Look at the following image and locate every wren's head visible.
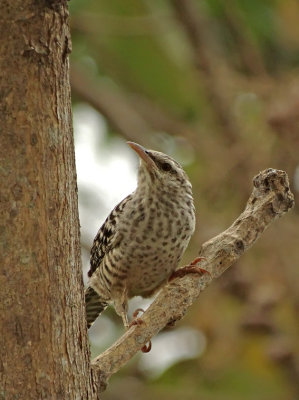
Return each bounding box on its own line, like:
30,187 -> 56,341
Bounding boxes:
128,142 -> 193,197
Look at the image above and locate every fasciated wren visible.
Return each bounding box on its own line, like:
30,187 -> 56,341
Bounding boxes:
85,142 -> 195,329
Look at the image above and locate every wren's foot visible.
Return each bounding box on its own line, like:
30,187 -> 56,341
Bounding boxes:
128,308 -> 145,327
189,256 -> 207,266
169,257 -> 211,282
128,308 -> 152,353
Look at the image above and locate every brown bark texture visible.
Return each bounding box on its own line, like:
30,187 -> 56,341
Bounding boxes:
0,2 -> 98,399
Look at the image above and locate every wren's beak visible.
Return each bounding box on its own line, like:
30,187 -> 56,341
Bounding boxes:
127,142 -> 156,170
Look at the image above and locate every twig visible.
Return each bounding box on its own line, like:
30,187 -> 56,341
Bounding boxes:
91,168 -> 294,391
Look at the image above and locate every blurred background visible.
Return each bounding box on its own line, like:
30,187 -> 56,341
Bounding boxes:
70,0 -> 299,399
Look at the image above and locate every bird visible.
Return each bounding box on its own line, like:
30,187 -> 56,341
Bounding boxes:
85,141 -> 196,331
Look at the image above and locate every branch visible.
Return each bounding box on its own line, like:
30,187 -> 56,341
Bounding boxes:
91,169 -> 294,391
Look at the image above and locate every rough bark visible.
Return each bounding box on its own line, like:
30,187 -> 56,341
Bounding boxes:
92,168 -> 294,392
0,2 -> 98,399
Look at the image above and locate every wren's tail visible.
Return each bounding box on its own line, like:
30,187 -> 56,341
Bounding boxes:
85,287 -> 108,329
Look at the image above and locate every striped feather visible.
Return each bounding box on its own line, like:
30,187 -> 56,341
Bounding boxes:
85,287 -> 108,328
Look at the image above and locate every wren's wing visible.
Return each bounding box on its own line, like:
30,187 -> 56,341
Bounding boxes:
85,194 -> 133,328
88,193 -> 133,278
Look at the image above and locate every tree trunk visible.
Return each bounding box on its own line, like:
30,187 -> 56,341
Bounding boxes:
0,2 -> 98,398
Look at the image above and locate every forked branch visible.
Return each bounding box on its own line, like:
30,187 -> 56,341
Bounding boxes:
91,168 -> 294,392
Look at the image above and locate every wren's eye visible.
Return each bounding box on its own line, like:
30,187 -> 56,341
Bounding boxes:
160,162 -> 172,172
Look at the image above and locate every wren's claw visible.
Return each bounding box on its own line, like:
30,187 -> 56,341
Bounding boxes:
141,341 -> 152,353
129,308 -> 145,327
132,308 -> 145,319
169,257 -> 211,282
189,256 -> 207,266
129,308 -> 152,353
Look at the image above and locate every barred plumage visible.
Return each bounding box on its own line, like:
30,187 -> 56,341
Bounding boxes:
88,194 -> 133,279
85,142 -> 195,329
85,287 -> 107,328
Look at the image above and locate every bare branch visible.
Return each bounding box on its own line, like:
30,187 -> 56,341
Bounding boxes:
91,169 -> 294,391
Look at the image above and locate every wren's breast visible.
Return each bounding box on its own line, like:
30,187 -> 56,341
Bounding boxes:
120,194 -> 195,297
